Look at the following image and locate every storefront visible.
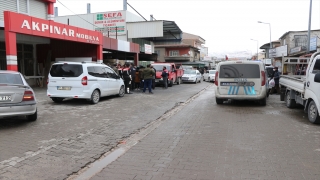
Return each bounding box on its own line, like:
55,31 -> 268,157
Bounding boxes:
1,11 -> 102,86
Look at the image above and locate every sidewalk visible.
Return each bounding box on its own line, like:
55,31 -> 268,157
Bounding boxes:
88,86 -> 320,180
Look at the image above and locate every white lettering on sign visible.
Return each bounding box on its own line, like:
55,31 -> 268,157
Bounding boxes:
21,20 -> 31,29
32,22 -> 40,31
42,24 -> 49,32
54,26 -> 60,34
69,29 -> 74,37
20,19 -> 99,43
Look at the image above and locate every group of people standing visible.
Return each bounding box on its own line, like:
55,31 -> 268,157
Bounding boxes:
111,63 -> 169,94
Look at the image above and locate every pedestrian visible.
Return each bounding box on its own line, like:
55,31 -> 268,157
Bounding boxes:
122,63 -> 133,94
161,66 -> 168,89
150,65 -> 156,90
112,63 -> 119,75
270,67 -> 280,95
135,66 -> 140,90
130,63 -> 136,91
139,66 -> 145,89
142,64 -> 155,94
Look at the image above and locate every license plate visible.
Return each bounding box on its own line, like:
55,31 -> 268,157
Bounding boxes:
0,95 -> 11,101
57,86 -> 71,90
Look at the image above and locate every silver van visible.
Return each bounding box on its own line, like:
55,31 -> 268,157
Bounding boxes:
214,61 -> 267,106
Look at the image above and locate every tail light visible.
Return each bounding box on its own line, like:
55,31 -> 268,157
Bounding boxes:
23,90 -> 35,101
81,76 -> 88,86
214,71 -> 219,86
261,71 -> 266,86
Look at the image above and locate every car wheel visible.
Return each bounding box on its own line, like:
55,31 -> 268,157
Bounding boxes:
118,85 -> 125,97
177,77 -> 181,85
199,78 -> 201,83
26,109 -> 37,121
90,89 -> 100,104
51,97 -> 64,103
308,100 -> 320,124
194,79 -> 197,84
216,98 -> 224,104
168,80 -> 173,87
259,97 -> 267,106
285,91 -> 296,108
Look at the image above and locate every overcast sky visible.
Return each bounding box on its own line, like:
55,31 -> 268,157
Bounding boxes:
55,0 -> 320,58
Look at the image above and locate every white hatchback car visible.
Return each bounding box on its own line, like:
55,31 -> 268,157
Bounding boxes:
203,70 -> 216,82
181,70 -> 202,83
214,61 -> 267,106
47,62 -> 125,104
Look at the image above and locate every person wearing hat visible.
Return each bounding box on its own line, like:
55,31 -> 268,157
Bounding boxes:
270,67 -> 280,95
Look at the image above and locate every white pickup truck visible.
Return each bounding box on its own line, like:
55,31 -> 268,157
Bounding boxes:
280,52 -> 320,124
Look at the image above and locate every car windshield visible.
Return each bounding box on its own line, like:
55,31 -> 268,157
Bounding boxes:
209,71 -> 216,74
0,73 -> 23,84
184,70 -> 196,74
50,64 -> 83,77
152,65 -> 171,71
219,64 -> 260,78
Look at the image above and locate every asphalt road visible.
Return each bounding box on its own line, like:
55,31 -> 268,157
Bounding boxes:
1,80 -> 319,180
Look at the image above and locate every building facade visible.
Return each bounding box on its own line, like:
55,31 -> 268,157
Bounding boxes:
0,0 -> 104,86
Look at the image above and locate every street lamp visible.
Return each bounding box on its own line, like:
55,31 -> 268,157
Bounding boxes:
250,39 -> 259,60
258,21 -> 272,57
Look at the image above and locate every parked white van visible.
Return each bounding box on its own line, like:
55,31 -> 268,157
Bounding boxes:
214,61 -> 268,105
47,61 -> 125,104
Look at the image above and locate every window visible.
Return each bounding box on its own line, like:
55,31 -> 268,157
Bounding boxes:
219,64 -> 260,78
0,74 -> 23,84
184,70 -> 196,74
87,66 -> 107,78
50,64 -> 83,77
169,50 -> 179,57
312,59 -> 320,73
105,67 -> 118,79
294,35 -> 308,50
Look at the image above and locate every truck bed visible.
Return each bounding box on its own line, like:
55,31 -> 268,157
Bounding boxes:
279,75 -> 306,93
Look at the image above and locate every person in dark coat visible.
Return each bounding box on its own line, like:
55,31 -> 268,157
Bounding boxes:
142,64 -> 155,94
161,66 -> 169,89
129,63 -> 136,91
122,63 -> 132,94
150,65 -> 156,90
270,67 -> 280,95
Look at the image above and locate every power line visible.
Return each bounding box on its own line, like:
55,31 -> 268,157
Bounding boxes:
126,2 -> 147,21
56,0 -> 100,29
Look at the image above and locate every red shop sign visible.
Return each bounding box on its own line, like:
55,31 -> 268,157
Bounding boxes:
4,11 -> 102,45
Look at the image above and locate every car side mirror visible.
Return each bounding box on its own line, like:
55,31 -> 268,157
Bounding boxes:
314,73 -> 320,83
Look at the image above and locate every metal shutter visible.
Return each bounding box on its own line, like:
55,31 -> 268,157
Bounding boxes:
0,1 -> 18,21
29,0 -> 47,19
19,0 -> 28,14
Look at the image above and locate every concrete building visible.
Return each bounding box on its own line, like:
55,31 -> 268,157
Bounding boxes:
0,0 -> 106,86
